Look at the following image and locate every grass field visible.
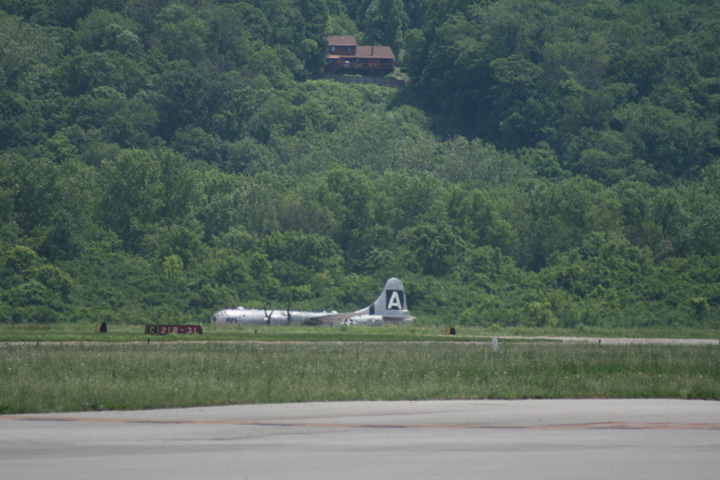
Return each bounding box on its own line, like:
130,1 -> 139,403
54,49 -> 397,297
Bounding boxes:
2,322 -> 719,343
1,339 -> 718,414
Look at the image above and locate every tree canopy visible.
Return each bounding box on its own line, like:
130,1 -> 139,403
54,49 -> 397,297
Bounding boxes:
1,0 -> 719,329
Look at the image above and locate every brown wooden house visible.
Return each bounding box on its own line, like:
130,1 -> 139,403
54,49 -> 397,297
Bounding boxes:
325,36 -> 395,76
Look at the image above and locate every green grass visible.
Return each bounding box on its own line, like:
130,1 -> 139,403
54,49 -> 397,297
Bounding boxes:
1,341 -> 718,414
1,322 -> 718,343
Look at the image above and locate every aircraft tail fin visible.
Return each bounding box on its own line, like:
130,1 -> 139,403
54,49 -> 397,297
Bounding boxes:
355,277 -> 410,318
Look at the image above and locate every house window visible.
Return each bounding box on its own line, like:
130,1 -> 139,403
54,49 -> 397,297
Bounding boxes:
344,46 -> 353,53
330,46 -> 336,52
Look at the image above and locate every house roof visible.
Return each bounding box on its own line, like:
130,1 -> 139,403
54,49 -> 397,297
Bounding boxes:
328,35 -> 357,46
356,45 -> 395,60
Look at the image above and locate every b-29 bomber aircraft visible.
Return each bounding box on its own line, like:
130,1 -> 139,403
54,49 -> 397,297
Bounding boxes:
211,278 -> 413,326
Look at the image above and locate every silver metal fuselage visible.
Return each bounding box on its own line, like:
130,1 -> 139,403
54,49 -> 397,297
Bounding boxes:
210,278 -> 414,327
210,308 -> 413,326
211,308 -> 332,326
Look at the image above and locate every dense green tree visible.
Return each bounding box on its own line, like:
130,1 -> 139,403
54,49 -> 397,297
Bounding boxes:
60,50 -> 150,97
97,149 -> 163,249
616,100 -> 718,179
411,222 -> 465,276
435,136 -> 530,184
155,4 -> 210,63
403,0 -> 720,181
0,15 -> 62,89
0,91 -> 46,149
363,0 -> 408,53
0,244 -> 73,322
71,86 -> 158,147
75,8 -> 143,56
0,155 -> 57,240
210,3 -> 267,68
1,0 -> 719,328
324,169 -> 375,271
297,0 -> 330,73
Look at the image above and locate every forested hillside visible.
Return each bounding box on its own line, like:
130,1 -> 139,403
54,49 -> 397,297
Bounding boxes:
1,0 -> 719,328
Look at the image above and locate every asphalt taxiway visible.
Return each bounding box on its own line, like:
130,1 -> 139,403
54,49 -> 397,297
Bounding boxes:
2,399 -> 719,479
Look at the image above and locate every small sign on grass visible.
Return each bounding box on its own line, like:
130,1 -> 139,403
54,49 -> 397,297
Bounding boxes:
145,325 -> 202,335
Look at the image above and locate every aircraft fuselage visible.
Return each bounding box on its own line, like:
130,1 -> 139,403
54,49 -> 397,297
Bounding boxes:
211,278 -> 414,327
211,308 -> 335,326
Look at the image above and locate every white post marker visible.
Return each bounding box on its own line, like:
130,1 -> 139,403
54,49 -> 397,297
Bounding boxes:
492,336 -> 499,351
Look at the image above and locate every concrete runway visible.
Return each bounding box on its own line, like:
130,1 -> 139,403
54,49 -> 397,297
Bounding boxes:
2,399 -> 719,479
